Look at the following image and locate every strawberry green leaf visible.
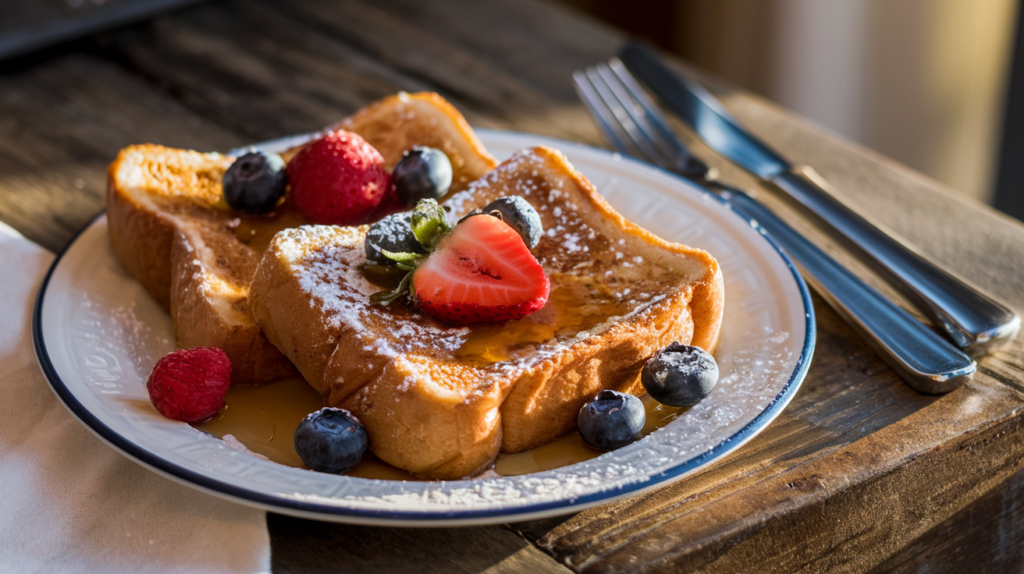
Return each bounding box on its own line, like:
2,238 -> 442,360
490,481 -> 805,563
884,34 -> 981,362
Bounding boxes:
380,249 -> 424,264
370,271 -> 413,306
410,199 -> 452,251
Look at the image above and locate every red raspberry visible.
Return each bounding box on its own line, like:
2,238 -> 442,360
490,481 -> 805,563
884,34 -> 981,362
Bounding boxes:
146,347 -> 232,424
287,130 -> 391,225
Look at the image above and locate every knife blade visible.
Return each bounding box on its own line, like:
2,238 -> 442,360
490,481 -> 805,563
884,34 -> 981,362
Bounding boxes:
620,41 -> 1019,356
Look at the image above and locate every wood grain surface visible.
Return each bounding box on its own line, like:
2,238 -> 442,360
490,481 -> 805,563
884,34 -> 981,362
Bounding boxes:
2,0 -> 1024,572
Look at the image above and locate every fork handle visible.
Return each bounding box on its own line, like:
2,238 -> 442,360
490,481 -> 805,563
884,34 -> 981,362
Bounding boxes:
720,187 -> 975,393
770,167 -> 1019,356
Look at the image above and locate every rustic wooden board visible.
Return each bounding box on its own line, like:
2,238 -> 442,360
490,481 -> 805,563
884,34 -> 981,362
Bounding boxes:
869,465 -> 1024,573
534,374 -> 1024,572
0,50 -> 242,251
97,0 -> 614,141
2,0 -> 1024,571
268,514 -> 572,573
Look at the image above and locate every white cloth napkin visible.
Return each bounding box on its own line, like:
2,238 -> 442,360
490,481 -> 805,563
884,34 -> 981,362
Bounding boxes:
0,222 -> 270,574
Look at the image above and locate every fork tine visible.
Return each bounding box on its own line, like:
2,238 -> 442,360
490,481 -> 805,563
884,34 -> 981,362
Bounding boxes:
576,61 -> 705,176
606,59 -> 689,158
606,59 -> 710,178
584,66 -> 670,168
579,68 -> 651,161
572,70 -> 637,158
593,63 -> 677,167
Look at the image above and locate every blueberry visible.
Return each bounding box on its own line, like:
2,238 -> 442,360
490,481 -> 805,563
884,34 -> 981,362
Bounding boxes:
365,212 -> 425,264
577,390 -> 645,450
482,196 -> 543,249
294,408 -> 368,474
393,147 -> 453,207
223,150 -> 287,214
641,343 -> 719,407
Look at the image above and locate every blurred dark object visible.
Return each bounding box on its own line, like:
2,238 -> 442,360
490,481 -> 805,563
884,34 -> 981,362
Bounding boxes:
994,2 -> 1024,222
0,0 -> 205,61
558,0 -> 774,93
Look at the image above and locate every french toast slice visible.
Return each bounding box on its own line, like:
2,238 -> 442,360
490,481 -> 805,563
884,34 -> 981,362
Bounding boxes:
107,92 -> 497,385
249,146 -> 724,479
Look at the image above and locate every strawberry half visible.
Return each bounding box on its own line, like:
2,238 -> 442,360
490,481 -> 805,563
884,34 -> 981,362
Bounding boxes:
411,214 -> 549,325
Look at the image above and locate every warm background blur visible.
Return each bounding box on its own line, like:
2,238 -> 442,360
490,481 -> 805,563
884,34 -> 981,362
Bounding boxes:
559,0 -> 1018,208
3,0 -> 1021,211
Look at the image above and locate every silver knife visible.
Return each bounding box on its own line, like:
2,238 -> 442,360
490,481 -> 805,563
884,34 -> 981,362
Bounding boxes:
576,59 -> 974,393
620,42 -> 1019,356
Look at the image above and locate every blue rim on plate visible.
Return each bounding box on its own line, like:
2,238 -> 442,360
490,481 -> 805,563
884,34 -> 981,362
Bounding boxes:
32,130 -> 815,525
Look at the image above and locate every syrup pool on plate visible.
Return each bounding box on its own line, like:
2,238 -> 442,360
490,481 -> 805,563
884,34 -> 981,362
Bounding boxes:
193,376 -> 417,480
194,378 -> 687,479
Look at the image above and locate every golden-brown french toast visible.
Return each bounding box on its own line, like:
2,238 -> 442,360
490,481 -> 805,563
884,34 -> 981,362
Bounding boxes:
107,92 -> 497,385
249,146 -> 724,479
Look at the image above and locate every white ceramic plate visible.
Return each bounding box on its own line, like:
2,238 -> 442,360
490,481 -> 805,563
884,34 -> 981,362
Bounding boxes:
33,130 -> 814,526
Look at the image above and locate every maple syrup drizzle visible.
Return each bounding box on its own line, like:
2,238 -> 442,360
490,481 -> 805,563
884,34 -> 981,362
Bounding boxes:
454,278 -> 633,365
359,263 -> 637,366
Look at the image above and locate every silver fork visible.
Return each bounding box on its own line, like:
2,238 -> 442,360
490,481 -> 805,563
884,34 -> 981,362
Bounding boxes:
574,60 -> 976,393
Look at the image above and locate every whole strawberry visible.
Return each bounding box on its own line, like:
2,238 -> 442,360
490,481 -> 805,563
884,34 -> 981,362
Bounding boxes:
287,130 -> 392,225
146,347 -> 232,423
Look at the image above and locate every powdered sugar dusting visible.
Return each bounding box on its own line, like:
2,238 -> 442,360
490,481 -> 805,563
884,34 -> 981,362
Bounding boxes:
77,294 -> 173,384
279,226 -> 472,359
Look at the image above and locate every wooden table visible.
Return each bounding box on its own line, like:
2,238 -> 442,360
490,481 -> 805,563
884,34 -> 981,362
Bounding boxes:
4,0 -> 1024,571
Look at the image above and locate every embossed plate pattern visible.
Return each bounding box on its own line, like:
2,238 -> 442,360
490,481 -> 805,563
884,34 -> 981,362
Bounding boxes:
33,130 -> 814,526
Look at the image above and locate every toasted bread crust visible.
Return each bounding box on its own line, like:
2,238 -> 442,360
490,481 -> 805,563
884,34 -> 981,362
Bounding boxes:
107,93 -> 498,386
107,165 -> 177,310
250,146 -> 725,479
107,145 -> 296,385
338,92 -> 496,193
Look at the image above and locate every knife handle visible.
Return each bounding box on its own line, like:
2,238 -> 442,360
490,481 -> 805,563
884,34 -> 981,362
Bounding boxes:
769,167 -> 1019,356
721,188 -> 975,393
